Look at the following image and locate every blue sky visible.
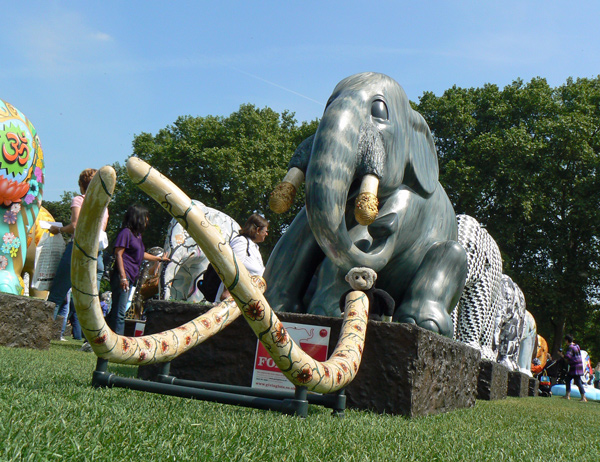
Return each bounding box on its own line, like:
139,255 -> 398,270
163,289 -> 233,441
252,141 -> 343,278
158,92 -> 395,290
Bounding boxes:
2,1 -> 599,201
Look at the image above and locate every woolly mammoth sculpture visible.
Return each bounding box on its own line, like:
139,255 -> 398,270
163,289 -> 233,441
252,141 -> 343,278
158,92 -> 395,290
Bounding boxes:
161,201 -> 240,302
0,99 -> 45,295
265,72 -> 467,337
452,214 -> 503,360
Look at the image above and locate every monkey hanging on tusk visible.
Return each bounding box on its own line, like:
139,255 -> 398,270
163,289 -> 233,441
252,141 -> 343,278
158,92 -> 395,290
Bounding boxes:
339,267 -> 395,322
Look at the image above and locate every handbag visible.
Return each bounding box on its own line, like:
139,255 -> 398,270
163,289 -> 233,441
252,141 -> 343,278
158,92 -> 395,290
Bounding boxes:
30,232 -> 66,291
539,370 -> 551,386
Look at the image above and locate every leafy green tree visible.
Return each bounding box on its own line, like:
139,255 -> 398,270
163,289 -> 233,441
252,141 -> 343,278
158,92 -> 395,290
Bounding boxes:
108,104 -> 319,259
416,77 -> 600,356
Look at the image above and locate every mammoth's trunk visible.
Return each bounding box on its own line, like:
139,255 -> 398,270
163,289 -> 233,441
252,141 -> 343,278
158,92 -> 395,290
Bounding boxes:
306,107 -> 387,273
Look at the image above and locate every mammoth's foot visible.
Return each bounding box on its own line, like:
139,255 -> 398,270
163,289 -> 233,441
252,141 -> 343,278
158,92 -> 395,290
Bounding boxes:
394,240 -> 467,337
394,300 -> 454,337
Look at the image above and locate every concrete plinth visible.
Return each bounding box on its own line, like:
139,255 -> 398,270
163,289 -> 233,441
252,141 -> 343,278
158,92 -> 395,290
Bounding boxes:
528,377 -> 539,397
507,371 -> 530,397
0,293 -> 58,349
477,360 -> 508,400
138,300 -> 481,417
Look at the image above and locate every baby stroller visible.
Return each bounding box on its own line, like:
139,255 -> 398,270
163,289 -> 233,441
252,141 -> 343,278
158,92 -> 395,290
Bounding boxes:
537,369 -> 552,397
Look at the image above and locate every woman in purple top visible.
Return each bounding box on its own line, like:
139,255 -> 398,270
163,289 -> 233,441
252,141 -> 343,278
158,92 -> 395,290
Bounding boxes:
563,334 -> 587,402
105,204 -> 168,335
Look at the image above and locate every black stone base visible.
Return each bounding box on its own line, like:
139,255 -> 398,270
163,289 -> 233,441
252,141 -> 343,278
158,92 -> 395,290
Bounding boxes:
477,360 -> 508,400
138,300 -> 481,417
0,293 -> 58,349
528,377 -> 539,397
507,371 -> 530,397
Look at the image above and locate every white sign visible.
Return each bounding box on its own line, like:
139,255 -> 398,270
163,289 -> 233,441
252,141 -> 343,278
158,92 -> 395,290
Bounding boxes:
251,322 -> 331,391
38,220 -> 62,229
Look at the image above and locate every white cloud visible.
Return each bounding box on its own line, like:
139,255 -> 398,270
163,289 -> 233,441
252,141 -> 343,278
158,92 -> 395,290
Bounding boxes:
9,8 -> 117,77
91,32 -> 113,42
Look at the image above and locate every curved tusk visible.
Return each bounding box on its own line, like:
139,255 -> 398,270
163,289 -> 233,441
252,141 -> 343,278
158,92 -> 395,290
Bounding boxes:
354,174 -> 379,226
127,157 -> 369,393
70,166 -> 261,364
269,167 -> 304,214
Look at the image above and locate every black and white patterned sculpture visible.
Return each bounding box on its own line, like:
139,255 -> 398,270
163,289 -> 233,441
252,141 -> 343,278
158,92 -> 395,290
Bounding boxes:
495,274 -> 526,370
453,214 -> 537,371
160,200 -> 240,302
452,214 -> 503,360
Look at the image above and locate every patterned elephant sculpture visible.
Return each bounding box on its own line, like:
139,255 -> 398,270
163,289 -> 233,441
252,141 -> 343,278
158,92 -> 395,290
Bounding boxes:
452,214 -> 503,360
453,214 -> 536,369
495,274 -> 531,372
0,100 -> 45,295
160,200 -> 240,302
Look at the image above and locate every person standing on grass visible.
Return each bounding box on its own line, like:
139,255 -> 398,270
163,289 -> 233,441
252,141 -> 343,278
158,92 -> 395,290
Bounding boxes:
562,334 -> 587,402
105,204 -> 169,335
47,168 -> 109,341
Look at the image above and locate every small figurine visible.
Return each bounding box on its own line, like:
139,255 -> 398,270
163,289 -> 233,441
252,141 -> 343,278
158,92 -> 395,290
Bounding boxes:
340,267 -> 395,322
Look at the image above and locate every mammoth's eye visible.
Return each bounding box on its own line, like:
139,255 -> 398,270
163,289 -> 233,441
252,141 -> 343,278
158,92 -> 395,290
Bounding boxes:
371,99 -> 388,120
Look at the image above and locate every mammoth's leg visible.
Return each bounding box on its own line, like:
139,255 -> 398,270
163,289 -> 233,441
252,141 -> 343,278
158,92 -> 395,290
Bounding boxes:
394,240 -> 467,337
263,208 -> 325,313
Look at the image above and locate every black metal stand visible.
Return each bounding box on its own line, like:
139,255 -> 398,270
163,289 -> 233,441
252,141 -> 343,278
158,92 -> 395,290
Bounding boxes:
92,359 -> 346,418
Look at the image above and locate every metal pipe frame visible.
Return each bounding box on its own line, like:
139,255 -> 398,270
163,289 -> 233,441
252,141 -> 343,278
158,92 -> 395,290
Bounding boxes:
91,359 -> 346,418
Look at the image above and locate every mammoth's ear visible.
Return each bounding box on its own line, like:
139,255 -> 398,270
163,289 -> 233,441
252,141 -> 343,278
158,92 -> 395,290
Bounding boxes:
406,111 -> 439,196
288,134 -> 315,172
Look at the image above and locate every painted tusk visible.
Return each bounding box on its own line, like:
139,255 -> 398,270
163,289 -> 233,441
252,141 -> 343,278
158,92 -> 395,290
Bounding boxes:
126,157 -> 369,393
70,165 -> 262,365
354,174 -> 379,226
269,167 -> 304,214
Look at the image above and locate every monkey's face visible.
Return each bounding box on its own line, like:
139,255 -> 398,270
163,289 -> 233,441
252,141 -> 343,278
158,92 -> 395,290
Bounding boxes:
346,271 -> 373,291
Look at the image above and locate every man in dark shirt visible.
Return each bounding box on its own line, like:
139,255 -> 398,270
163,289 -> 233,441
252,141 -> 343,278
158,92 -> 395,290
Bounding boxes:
563,334 -> 587,402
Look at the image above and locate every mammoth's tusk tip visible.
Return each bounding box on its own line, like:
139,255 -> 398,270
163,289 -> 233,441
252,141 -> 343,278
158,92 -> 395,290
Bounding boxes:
125,157 -> 153,184
355,192 -> 379,226
126,156 -> 142,166
97,165 -> 117,181
269,182 -> 297,213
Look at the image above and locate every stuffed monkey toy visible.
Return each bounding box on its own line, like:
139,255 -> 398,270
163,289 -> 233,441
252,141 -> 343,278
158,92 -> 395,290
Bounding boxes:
339,267 -> 395,322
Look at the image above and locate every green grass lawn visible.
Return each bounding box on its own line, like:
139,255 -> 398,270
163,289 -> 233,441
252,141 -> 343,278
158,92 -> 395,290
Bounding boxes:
1,340 -> 598,462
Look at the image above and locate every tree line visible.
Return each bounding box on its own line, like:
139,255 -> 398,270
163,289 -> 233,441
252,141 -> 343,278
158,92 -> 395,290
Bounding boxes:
45,77 -> 600,359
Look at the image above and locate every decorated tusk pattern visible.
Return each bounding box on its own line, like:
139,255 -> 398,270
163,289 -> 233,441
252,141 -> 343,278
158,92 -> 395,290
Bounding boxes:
71,166 -> 252,364
127,157 -> 370,393
354,174 -> 379,226
269,167 -> 304,214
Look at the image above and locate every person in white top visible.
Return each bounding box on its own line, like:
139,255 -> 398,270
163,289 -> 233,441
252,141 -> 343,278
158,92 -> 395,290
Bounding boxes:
215,213 -> 269,302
